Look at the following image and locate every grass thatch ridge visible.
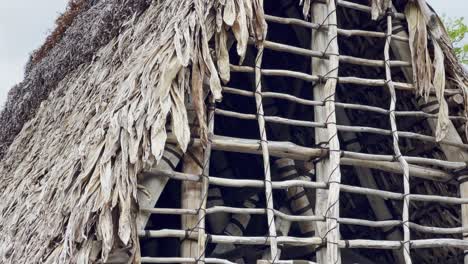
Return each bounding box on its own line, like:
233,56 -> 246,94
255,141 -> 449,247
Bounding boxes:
30,0 -> 88,65
0,0 -> 152,161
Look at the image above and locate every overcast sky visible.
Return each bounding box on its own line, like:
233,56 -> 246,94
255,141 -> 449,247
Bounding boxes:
0,0 -> 466,108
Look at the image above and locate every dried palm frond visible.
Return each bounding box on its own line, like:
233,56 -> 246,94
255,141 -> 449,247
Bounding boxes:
0,1 -> 266,263
370,0 -> 391,20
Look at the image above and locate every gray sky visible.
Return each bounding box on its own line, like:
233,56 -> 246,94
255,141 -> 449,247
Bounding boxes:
0,0 -> 466,107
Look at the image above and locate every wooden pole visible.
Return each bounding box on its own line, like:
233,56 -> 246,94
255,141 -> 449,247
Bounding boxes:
390,13 -> 468,264
211,194 -> 260,263
275,159 -> 317,238
311,0 -> 342,262
336,105 -> 405,264
197,97 -> 216,263
311,1 -> 332,262
180,106 -> 205,263
261,206 -> 292,260
181,145 -> 203,263
253,43 -> 279,261
383,13 -> 411,264
137,143 -> 184,229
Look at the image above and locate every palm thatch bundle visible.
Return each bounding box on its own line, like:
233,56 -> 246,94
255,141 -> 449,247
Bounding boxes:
1,0 -> 468,263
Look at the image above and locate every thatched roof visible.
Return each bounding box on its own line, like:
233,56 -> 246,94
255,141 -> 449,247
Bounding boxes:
0,0 -> 467,263
0,0 -> 265,262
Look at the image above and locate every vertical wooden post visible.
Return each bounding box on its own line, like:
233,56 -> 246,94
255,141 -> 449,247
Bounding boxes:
311,0 -> 341,263
311,1 -> 332,262
196,97 -> 215,263
180,145 -> 203,262
180,105 -> 205,263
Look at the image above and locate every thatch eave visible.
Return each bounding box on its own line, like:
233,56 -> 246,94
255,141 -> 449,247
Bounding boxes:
1,0 -> 468,263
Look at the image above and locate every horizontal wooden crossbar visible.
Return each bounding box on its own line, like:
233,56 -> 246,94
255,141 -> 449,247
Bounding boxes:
264,14 -> 408,42
230,65 -> 462,96
140,205 -> 468,235
138,229 -> 468,249
259,39 -> 411,68
215,108 -> 468,151
222,86 -> 467,122
142,169 -> 468,205
337,0 -> 405,19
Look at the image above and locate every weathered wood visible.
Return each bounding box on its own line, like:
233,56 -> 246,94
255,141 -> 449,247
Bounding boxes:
264,14 -> 408,41
257,39 -> 411,67
180,145 -> 203,262
139,229 -> 323,246
311,1 -> 333,262
215,107 -> 468,150
383,14 -> 412,264
197,96 -> 215,263
336,0 -> 405,19
139,230 -> 468,250
336,105 -> 404,264
211,194 -> 259,264
137,144 -> 183,229
275,159 -> 317,236
230,65 -> 461,96
222,86 -> 467,121
390,12 -> 468,264
141,257 -> 235,264
144,169 -> 468,205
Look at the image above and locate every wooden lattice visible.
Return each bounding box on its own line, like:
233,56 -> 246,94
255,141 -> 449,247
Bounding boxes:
137,1 -> 468,263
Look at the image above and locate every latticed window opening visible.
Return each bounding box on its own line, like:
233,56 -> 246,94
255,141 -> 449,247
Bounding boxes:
138,0 -> 468,263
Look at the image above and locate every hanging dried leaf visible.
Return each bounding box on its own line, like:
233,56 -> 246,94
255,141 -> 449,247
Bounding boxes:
405,2 -> 433,101
432,37 -> 449,141
224,0 -> 236,26
370,0 -> 391,20
0,1 -> 269,263
216,26 -> 231,83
